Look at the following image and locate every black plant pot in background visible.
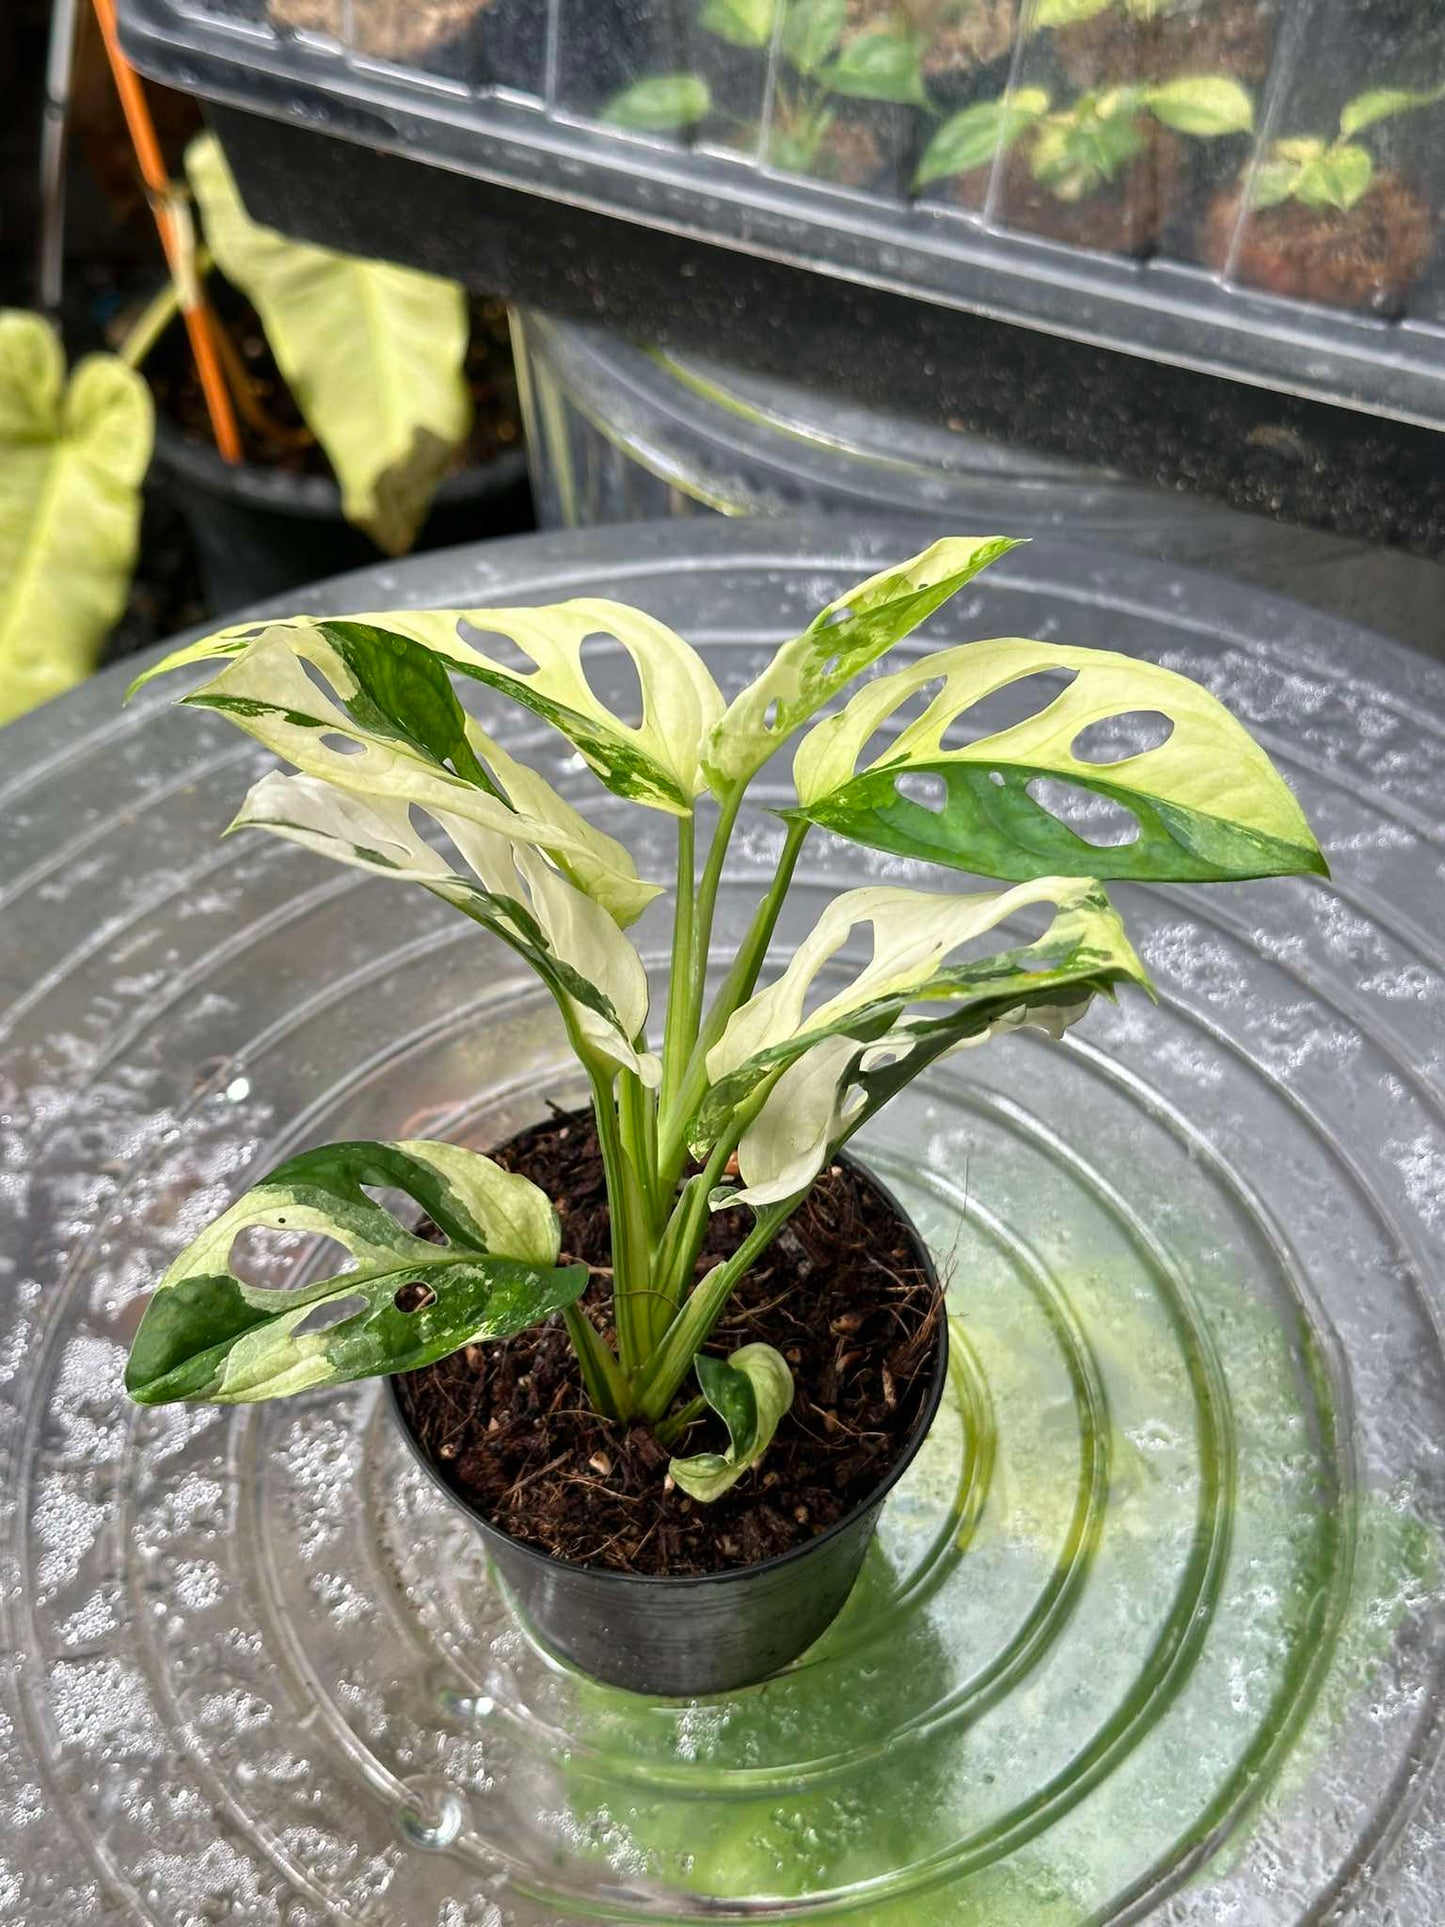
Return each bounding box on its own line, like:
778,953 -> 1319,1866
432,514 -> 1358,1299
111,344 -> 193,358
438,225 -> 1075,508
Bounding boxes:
389,1162 -> 949,1699
150,419 -> 533,616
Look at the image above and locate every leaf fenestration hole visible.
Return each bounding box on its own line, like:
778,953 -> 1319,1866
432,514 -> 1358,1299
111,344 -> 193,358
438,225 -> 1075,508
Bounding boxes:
894,771 -> 947,813
294,1292 -> 368,1336
858,676 -> 944,767
228,1227 -> 354,1289
395,1282 -> 438,1314
580,633 -> 645,728
939,668 -> 1076,751
459,622 -> 535,675
1026,776 -> 1141,848
1071,709 -> 1174,764
321,732 -> 365,756
763,697 -> 781,731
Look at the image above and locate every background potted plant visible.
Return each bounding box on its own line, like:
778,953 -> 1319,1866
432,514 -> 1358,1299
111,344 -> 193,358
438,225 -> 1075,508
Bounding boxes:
120,535 -> 1323,1697
0,307 -> 152,723
132,133 -> 529,610
918,72 -> 1251,253
1200,82 -> 1444,314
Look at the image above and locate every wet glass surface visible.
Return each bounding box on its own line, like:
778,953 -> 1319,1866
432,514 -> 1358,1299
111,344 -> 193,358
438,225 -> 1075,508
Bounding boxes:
2,522 -> 1443,1923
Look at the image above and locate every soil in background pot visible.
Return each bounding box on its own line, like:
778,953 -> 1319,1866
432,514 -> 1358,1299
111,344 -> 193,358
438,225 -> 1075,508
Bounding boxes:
1054,0 -> 1275,90
1201,176 -> 1435,315
146,275 -> 523,480
394,1106 -> 943,1578
957,126 -> 1181,256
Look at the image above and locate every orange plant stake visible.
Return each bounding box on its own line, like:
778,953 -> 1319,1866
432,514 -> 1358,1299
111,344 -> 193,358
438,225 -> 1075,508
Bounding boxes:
89,0 -> 242,464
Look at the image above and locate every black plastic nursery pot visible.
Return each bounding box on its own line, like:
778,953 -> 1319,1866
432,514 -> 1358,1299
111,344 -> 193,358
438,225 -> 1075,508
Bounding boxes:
388,1155 -> 950,1700
150,418 -> 533,615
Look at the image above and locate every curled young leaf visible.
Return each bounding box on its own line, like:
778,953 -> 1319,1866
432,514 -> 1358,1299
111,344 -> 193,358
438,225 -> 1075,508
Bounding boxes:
236,771 -> 658,1085
187,135 -> 470,558
782,0 -> 847,74
668,1344 -> 794,1500
703,536 -> 1022,790
823,27 -> 931,107
125,1140 -> 587,1406
696,876 -> 1148,1205
791,636 -> 1326,883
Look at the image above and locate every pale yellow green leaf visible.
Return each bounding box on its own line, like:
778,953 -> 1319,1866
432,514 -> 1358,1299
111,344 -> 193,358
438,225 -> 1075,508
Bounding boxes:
186,132 -> 470,556
0,311 -> 151,724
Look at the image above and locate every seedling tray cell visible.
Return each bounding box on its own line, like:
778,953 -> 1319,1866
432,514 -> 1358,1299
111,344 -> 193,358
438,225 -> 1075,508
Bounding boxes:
116,0 -> 1445,426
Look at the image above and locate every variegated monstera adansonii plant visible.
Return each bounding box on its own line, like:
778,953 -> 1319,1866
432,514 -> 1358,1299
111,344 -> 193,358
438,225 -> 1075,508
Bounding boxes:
123,540 -> 1325,1497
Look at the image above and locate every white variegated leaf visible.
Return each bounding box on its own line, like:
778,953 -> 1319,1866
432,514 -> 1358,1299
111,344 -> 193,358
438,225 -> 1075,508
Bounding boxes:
131,613 -> 659,925
791,635 -> 1325,883
125,1138 -> 586,1405
237,772 -> 657,1085
695,876 -> 1148,1206
668,1344 -> 794,1501
702,537 -> 1022,791
413,599 -> 725,813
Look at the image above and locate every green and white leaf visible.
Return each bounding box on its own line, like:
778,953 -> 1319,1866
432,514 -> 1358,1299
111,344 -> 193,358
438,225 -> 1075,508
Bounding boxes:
695,875 -> 1146,1204
125,1139 -> 586,1405
186,134 -> 470,558
917,92 -> 1050,187
823,27 -> 930,106
419,598 -> 726,813
1339,83 -> 1445,140
0,310 -> 152,725
603,73 -> 713,132
130,612 -> 660,924
703,536 -> 1022,790
791,635 -> 1326,883
237,771 -> 658,1083
701,0 -> 776,47
669,1344 -> 794,1500
1143,75 -> 1253,137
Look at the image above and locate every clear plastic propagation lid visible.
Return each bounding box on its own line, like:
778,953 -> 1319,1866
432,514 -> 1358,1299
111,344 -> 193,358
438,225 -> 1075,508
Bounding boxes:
117,0 -> 1445,428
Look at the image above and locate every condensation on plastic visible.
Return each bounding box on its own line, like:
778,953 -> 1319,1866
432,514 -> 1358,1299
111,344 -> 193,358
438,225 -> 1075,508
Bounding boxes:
2,520 -> 1445,1924
115,0 -> 1445,427
509,307 -> 1445,654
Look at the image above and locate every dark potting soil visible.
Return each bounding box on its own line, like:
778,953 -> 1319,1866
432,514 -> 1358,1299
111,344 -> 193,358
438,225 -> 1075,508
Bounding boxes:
146,275 -> 523,478
1201,175 -> 1435,315
394,1107 -> 942,1577
1054,0 -> 1274,89
955,131 -> 1181,258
